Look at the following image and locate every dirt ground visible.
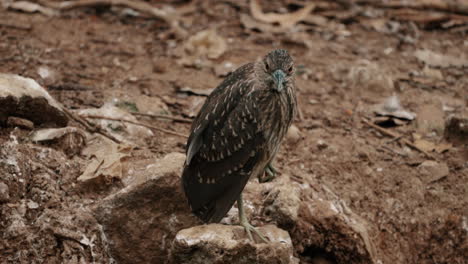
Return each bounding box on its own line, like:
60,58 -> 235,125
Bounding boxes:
0,0 -> 467,263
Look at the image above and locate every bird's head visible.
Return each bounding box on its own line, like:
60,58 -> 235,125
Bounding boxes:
257,49 -> 294,93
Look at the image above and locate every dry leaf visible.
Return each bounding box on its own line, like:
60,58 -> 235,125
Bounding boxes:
413,136 -> 452,153
434,142 -> 452,153
414,139 -> 437,152
250,0 -> 315,28
78,135 -> 132,183
418,160 -> 449,183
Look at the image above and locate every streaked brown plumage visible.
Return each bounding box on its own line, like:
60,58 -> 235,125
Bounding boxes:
182,49 -> 297,238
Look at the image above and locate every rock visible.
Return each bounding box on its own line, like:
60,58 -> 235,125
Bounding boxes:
27,200 -> 39,209
37,65 -> 60,85
93,152 -> 200,264
214,61 -> 236,77
293,191 -> 380,264
0,73 -> 68,127
0,182 -> 10,203
317,139 -> 328,150
31,127 -> 87,157
263,176 -> 301,228
414,49 -> 468,68
130,152 -> 187,186
418,160 -> 449,183
422,66 -> 443,80
170,224 -> 298,264
286,125 -> 302,144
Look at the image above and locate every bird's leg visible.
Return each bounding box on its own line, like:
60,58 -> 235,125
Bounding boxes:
259,162 -> 278,183
237,194 -> 268,243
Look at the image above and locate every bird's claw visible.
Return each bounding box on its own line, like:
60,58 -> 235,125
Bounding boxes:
240,220 -> 269,243
259,163 -> 278,183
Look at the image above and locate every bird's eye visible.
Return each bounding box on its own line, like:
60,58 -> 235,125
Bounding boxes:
288,65 -> 293,73
265,63 -> 270,71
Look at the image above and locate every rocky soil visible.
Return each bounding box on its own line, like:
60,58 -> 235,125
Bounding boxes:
0,0 -> 467,263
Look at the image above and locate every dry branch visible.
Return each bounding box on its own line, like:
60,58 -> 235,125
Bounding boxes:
362,118 -> 434,159
63,108 -> 122,144
131,112 -> 192,124
82,114 -> 188,138
358,0 -> 468,16
250,0 -> 315,28
40,0 -> 187,37
0,20 -> 32,30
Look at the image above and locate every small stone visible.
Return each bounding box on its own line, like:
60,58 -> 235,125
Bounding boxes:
37,65 -> 59,85
27,200 -> 39,209
0,73 -> 68,127
422,66 -> 443,80
309,99 -> 319,105
317,139 -> 328,150
0,182 -> 10,203
286,125 -> 301,144
418,160 -> 449,183
214,61 -> 236,77
263,176 -> 301,226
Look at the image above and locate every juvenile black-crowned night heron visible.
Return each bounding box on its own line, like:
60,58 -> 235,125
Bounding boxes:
182,49 -> 297,242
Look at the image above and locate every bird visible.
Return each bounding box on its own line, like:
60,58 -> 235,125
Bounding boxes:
182,49 -> 297,242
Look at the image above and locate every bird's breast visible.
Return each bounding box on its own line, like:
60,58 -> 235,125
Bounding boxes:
253,90 -> 295,154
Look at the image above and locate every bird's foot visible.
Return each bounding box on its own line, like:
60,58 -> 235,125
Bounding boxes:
240,220 -> 269,243
259,163 -> 278,183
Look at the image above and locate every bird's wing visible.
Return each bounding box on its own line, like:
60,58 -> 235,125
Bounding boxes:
186,63 -> 254,165
182,65 -> 266,223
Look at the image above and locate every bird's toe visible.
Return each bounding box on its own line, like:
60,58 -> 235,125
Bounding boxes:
240,221 -> 269,243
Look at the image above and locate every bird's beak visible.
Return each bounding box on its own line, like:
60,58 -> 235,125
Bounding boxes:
272,69 -> 286,92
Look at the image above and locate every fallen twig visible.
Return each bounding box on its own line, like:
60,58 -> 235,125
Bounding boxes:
131,112 -> 192,124
63,108 -> 122,144
82,114 -> 188,138
6,1 -> 57,16
362,118 -> 434,159
379,145 -> 408,157
356,0 -> 468,16
39,0 -> 187,37
0,20 -> 32,30
250,0 -> 315,28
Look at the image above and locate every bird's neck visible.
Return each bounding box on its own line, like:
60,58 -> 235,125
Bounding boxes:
253,88 -> 294,146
